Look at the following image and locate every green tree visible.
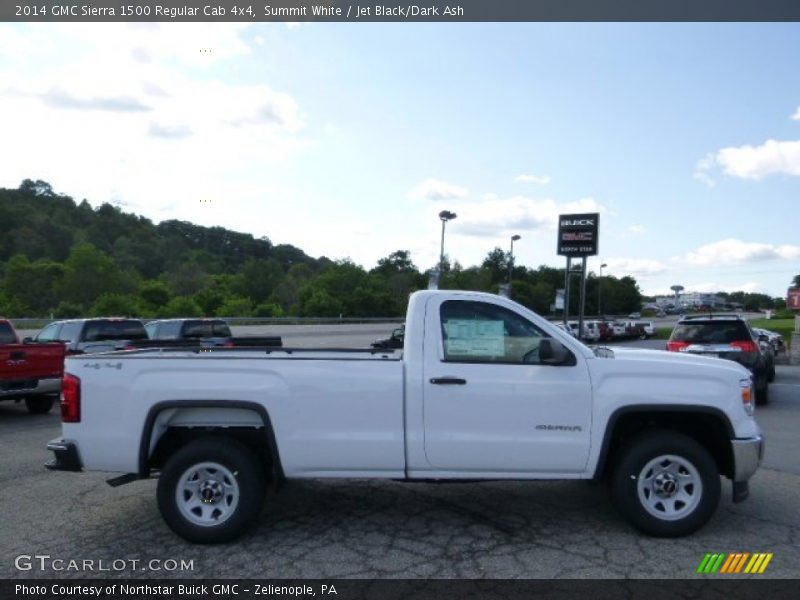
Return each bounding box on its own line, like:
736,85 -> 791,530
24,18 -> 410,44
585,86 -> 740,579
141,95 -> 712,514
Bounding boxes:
161,296 -> 203,318
217,296 -> 253,317
481,248 -> 509,286
166,260 -> 208,297
238,258 -> 283,304
54,301 -> 83,318
299,288 -> 343,317
90,293 -> 139,317
138,281 -> 172,313
194,274 -> 243,315
2,255 -> 64,315
513,280 -> 555,315
0,292 -> 30,318
254,302 -> 284,317
58,243 -> 121,308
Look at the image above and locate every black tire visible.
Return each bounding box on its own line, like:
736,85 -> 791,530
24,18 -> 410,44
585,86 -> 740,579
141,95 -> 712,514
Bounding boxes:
157,438 -> 266,544
767,365 -> 775,383
610,430 -> 720,537
25,396 -> 55,414
756,381 -> 769,406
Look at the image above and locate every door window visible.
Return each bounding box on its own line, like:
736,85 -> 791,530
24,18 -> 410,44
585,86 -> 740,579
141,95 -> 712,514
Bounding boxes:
58,322 -> 82,342
36,323 -> 61,341
440,300 -> 549,364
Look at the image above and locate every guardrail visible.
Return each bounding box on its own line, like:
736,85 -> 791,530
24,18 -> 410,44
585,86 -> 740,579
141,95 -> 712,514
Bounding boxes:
9,316 -> 406,330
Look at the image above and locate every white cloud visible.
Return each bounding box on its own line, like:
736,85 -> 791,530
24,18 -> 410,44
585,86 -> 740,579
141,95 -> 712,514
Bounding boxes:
791,107 -> 800,121
693,153 -> 717,187
443,195 -> 605,238
696,140 -> 800,182
681,238 -> 800,266
627,224 -> 646,236
408,178 -> 468,201
514,174 -> 551,185
0,23 -> 311,221
603,258 -> 667,276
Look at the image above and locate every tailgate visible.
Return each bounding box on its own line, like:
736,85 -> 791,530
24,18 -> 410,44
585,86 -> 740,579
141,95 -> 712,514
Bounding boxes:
0,343 -> 65,380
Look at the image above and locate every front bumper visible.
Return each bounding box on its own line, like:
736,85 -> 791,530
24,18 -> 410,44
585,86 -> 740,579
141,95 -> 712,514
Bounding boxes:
732,434 -> 765,482
729,434 -> 764,503
45,438 -> 83,472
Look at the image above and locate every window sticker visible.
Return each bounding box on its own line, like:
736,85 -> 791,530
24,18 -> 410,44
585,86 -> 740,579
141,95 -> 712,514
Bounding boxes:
444,319 -> 505,358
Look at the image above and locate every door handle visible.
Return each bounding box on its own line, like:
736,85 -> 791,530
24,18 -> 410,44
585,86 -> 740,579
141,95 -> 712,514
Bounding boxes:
430,377 -> 467,385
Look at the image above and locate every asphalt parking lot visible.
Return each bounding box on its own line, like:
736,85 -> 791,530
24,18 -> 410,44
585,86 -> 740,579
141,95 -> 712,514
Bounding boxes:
1,328 -> 798,580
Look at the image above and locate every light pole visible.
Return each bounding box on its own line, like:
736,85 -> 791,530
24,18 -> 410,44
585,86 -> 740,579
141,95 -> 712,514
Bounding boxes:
507,234 -> 521,284
598,262 -> 607,316
438,210 -> 457,287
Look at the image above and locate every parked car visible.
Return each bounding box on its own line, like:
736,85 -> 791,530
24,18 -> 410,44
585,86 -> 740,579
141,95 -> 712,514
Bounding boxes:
596,321 -> 615,341
146,318 -> 233,347
371,325 -> 405,349
611,321 -> 628,337
566,321 -> 599,342
0,319 -> 65,413
554,322 -> 577,338
135,319 -> 283,350
48,290 -> 764,543
628,312 -> 642,319
667,314 -> 770,404
752,328 -> 784,353
625,321 -> 656,339
582,321 -> 602,342
35,318 -> 148,354
756,334 -> 776,383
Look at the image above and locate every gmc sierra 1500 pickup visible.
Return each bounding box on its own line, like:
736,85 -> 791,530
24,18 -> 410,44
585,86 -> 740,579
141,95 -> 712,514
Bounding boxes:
46,290 -> 764,543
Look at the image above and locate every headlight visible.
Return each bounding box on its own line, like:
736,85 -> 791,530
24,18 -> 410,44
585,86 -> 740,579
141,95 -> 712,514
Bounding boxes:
740,377 -> 754,416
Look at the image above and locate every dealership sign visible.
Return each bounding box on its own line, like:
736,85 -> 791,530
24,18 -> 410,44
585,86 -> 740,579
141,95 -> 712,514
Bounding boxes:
788,287 -> 800,310
557,213 -> 599,257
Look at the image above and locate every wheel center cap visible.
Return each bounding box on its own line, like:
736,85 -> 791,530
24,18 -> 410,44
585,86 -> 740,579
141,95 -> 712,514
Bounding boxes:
653,472 -> 678,498
199,480 -> 223,504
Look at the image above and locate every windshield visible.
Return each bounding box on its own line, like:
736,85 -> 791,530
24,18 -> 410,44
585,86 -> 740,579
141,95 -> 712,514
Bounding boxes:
82,320 -> 148,342
181,321 -> 232,338
0,322 -> 16,344
670,322 -> 750,344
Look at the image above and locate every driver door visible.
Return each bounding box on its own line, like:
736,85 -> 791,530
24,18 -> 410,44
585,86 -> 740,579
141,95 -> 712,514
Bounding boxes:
422,297 -> 592,474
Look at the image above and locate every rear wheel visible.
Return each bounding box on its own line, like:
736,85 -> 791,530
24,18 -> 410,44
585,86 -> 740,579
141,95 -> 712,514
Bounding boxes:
25,395 -> 55,414
610,430 -> 720,537
157,438 -> 266,544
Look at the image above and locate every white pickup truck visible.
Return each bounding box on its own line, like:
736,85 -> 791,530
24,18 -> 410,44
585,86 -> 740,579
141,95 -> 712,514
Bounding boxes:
47,290 -> 764,544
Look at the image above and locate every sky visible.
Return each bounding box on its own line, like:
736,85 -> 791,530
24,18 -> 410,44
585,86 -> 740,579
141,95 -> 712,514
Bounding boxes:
1,22 -> 799,298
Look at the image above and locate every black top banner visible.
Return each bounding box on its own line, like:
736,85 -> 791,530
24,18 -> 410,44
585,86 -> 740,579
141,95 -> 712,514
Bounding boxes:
4,0 -> 800,22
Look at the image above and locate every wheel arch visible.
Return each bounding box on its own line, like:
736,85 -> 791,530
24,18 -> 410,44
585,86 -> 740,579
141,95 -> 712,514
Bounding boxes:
593,405 -> 735,481
138,400 -> 284,483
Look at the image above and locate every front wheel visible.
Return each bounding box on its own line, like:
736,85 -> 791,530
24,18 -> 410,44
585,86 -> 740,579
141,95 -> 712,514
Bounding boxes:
157,438 -> 266,544
610,430 -> 720,537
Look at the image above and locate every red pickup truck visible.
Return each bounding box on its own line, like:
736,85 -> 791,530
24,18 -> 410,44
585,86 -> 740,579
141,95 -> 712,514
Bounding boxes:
0,319 -> 65,414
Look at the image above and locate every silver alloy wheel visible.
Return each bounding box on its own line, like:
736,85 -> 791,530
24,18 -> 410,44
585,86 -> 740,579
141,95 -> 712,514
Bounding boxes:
637,454 -> 703,521
175,461 -> 240,527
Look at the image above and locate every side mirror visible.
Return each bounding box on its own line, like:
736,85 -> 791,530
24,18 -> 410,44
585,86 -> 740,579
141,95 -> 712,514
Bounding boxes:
22,336 -> 34,343
539,338 -> 574,366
